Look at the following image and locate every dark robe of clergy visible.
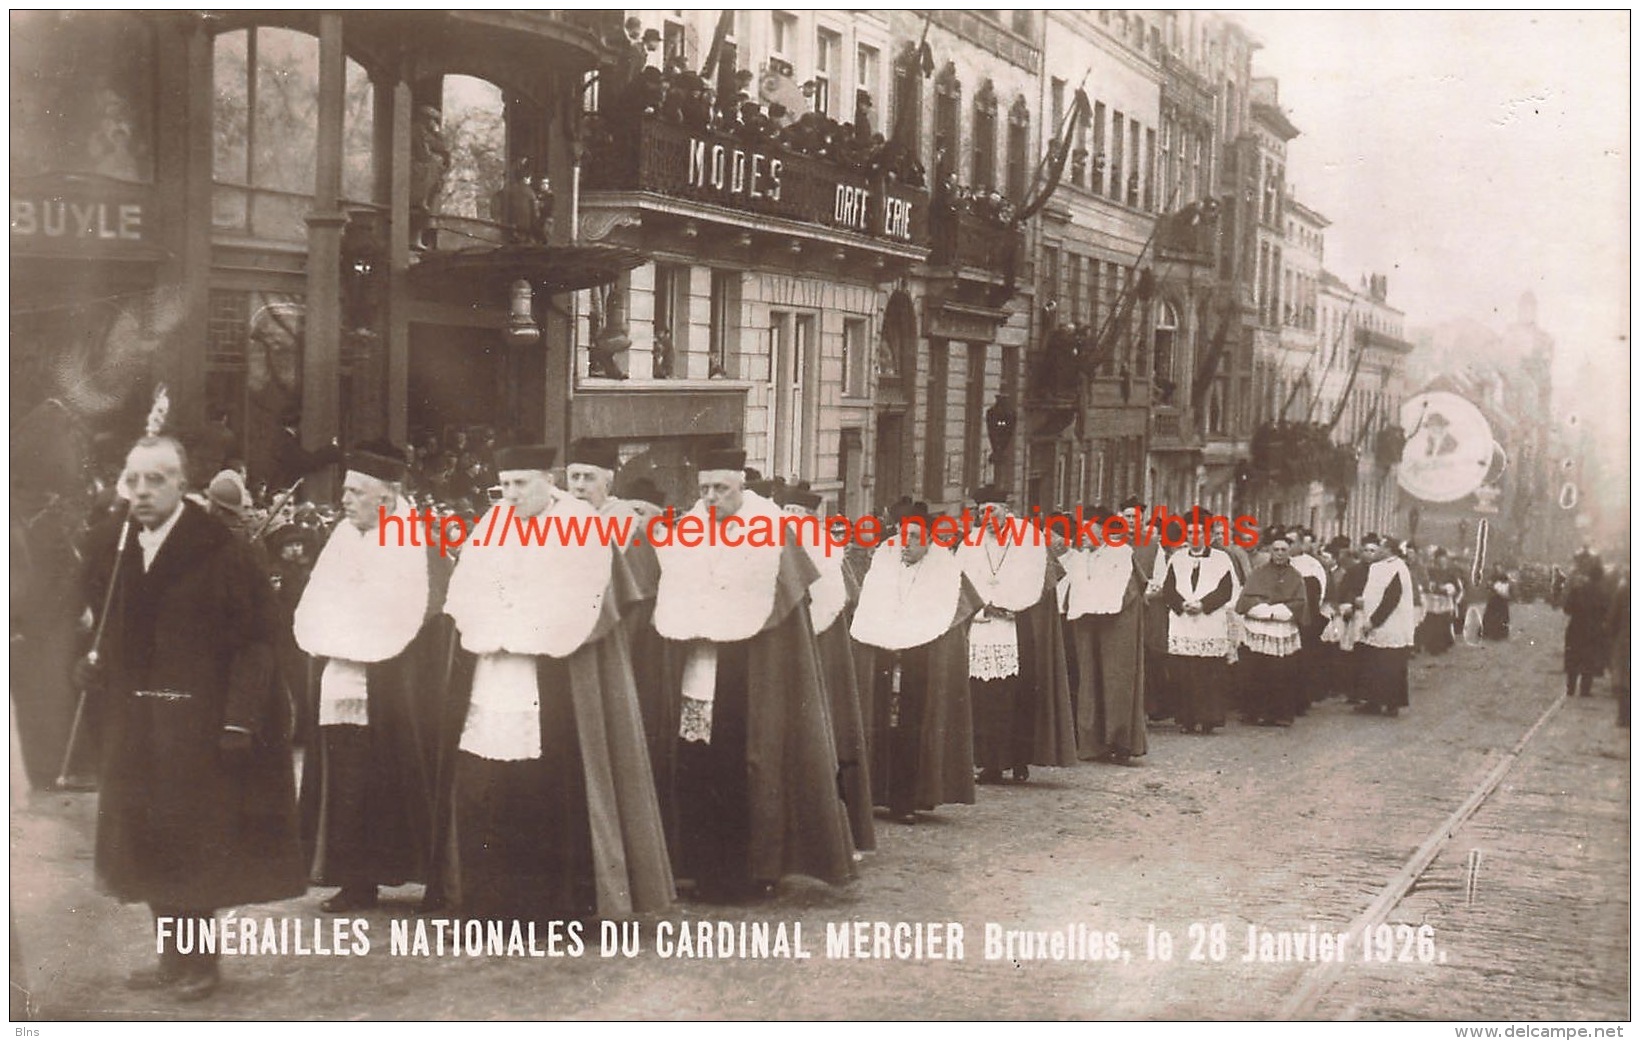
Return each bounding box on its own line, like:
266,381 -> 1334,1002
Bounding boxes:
1289,551 -> 1329,710
1064,542 -> 1148,761
1138,542 -> 1175,722
598,497 -> 672,832
1417,560 -> 1464,656
294,500 -> 451,896
1328,559 -> 1372,699
1482,570 -> 1512,641
1234,559 -> 1310,725
958,529 -> 1078,779
1357,554 -> 1414,713
805,540 -> 876,852
654,491 -> 855,900
850,542 -> 984,819
440,496 -> 674,922
1160,546 -> 1239,733
81,501 -> 306,911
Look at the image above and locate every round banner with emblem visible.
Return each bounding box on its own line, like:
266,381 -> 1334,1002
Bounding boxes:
1397,392 -> 1497,503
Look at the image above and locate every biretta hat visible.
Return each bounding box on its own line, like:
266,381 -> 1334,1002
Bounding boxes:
787,488 -> 822,511
567,440 -> 620,472
971,484 -> 1007,505
344,447 -> 407,483
698,447 -> 747,472
495,444 -> 557,472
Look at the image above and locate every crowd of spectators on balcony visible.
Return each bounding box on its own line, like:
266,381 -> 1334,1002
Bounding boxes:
934,168 -> 1020,229
585,32 -> 927,190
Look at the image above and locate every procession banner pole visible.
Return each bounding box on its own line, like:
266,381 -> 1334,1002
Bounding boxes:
251,479 -> 306,543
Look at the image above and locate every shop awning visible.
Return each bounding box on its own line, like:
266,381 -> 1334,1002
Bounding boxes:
409,243 -> 650,296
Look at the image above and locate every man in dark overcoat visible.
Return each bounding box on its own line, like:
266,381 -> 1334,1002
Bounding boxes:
78,436 -> 305,1000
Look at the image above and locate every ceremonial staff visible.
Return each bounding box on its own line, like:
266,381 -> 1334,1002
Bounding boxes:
57,384 -> 170,787
56,507 -> 127,788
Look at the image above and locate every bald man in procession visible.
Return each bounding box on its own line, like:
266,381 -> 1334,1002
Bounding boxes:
78,436 -> 305,1000
653,447 -> 855,902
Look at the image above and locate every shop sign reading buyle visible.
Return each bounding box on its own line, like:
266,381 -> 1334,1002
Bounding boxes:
645,118 -> 926,247
11,174 -> 153,258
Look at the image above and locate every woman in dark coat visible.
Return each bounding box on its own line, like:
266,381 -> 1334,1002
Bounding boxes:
82,438 -> 305,1000
1562,551 -> 1608,698
1481,565 -> 1512,641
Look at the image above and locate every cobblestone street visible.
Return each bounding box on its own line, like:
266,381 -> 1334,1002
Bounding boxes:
12,603 -> 1628,1020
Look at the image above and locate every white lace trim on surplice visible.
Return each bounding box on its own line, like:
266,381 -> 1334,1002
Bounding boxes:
678,642 -> 718,744
968,615 -> 1020,680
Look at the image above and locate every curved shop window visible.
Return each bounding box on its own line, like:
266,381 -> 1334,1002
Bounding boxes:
11,11 -> 156,182
437,76 -> 507,222
212,25 -> 376,241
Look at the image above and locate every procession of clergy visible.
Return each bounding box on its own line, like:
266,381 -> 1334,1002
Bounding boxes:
295,439 -> 1428,912
88,432 -> 1421,997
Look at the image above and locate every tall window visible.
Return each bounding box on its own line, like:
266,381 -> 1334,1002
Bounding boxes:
1128,118 -> 1142,206
1067,253 -> 1083,324
653,261 -> 688,378
770,311 -> 815,480
770,12 -> 796,65
709,269 -> 739,378
1109,111 -> 1125,202
932,64 -> 960,181
1144,127 -> 1157,210
963,343 -> 987,490
924,343 -> 950,495
1088,101 -> 1104,192
1050,77 -> 1066,140
1006,96 -> 1030,202
211,26 -> 375,240
855,42 -> 880,132
1042,246 -> 1060,309
891,44 -> 922,158
1153,300 -> 1178,398
971,81 -> 997,190
441,76 -> 505,221
1159,117 -> 1173,205
813,28 -> 840,116
663,17 -> 686,66
842,317 -> 869,399
1271,246 -> 1283,325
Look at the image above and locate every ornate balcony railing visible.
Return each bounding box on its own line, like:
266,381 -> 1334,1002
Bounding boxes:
582,114 -> 929,249
1151,408 -> 1183,441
